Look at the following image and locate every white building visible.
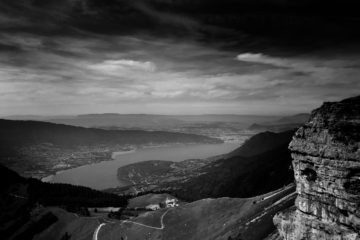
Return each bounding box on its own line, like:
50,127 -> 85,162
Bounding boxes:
165,198 -> 179,208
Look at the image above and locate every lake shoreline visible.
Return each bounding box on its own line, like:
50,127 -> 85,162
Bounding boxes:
47,142 -> 241,190
41,149 -> 138,183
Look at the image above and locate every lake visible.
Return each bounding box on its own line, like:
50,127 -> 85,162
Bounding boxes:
50,142 -> 239,190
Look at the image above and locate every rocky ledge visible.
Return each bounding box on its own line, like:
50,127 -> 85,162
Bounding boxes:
274,96 -> 360,239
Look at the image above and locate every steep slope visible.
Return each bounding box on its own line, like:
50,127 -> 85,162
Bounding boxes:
227,131 -> 294,158
0,164 -> 129,240
114,130 -> 295,199
274,95 -> 360,239
174,130 -> 295,201
173,135 -> 294,201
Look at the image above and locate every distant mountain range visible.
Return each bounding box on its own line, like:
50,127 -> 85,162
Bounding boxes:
0,119 -> 219,147
3,113 -> 306,130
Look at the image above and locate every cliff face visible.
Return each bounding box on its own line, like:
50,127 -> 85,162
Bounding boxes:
274,96 -> 360,240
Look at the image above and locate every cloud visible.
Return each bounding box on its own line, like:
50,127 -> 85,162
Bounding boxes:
235,53 -> 290,67
90,59 -> 156,72
0,31 -> 359,115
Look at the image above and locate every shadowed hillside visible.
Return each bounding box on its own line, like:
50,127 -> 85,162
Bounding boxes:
114,130 -> 295,201
172,130 -> 295,201
0,164 -> 129,239
0,119 -> 220,148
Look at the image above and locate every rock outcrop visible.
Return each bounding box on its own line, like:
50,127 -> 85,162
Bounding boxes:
274,96 -> 360,239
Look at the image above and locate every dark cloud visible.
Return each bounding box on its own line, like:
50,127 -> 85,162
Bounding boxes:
2,0 -> 360,47
0,0 -> 359,115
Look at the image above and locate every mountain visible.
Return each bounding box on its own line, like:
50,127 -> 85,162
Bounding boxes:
172,130 -> 295,201
0,119 -> 219,147
114,130 -> 295,201
248,113 -> 310,133
226,131 -> 295,158
4,114 -> 281,130
46,114 -> 185,130
274,95 -> 360,239
0,119 -> 221,178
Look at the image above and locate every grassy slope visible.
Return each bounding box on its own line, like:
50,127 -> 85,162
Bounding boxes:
34,185 -> 295,240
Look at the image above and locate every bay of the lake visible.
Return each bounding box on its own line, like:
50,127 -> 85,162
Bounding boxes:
51,142 -> 239,190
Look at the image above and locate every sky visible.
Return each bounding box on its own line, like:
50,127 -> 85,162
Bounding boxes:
0,0 -> 359,116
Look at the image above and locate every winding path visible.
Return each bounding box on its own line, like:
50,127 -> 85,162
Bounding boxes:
122,208 -> 170,230
93,208 -> 171,240
92,223 -> 106,240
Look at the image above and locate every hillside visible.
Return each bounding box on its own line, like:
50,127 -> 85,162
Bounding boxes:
27,185 -> 296,240
0,119 -> 219,147
3,114 -> 282,143
173,132 -> 294,200
0,164 -> 129,240
46,114 -> 185,130
0,119 -> 220,179
0,161 -> 296,240
4,114 -> 280,128
248,113 -> 310,133
226,130 -> 294,158
115,130 -> 295,200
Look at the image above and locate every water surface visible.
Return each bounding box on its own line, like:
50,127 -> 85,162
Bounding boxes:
51,143 -> 239,189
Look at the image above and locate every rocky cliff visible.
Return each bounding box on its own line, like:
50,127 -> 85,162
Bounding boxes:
274,96 -> 360,240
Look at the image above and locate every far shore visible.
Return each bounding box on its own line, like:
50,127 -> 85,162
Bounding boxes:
41,149 -> 137,183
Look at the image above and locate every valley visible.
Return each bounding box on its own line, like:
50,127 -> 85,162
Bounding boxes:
49,142 -> 239,190
1,0 -> 359,238
1,97 -> 357,240
113,130 -> 295,200
0,119 -> 221,179
0,113 -> 305,181
0,113 -> 304,240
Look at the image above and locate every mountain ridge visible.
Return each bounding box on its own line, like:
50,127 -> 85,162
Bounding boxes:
0,118 -> 220,179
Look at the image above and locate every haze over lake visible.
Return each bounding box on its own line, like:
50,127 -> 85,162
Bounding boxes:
51,143 -> 239,189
